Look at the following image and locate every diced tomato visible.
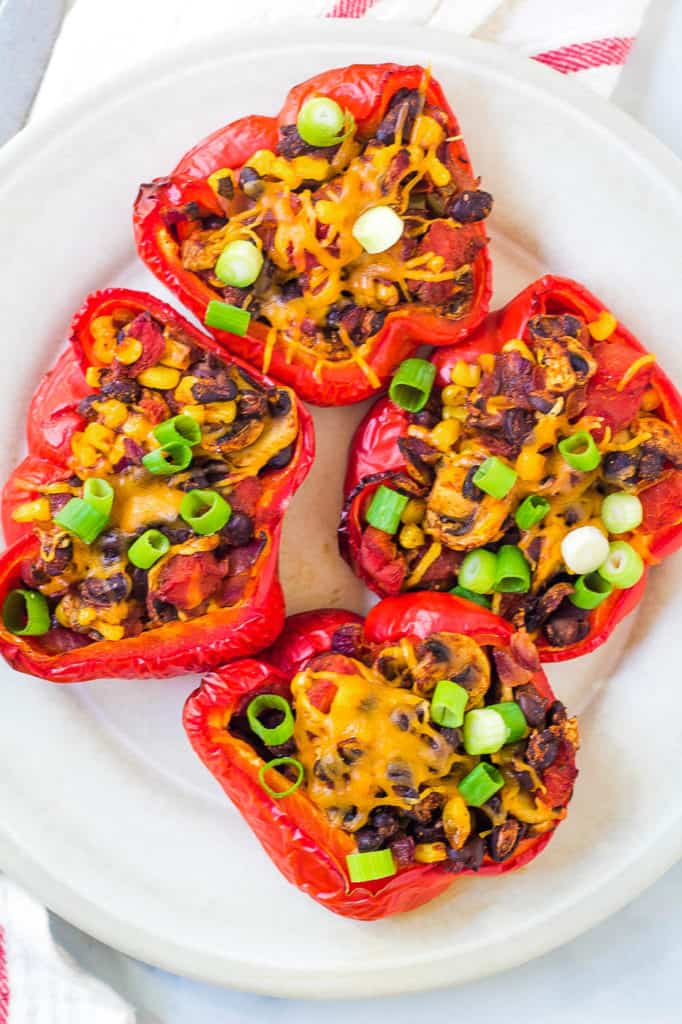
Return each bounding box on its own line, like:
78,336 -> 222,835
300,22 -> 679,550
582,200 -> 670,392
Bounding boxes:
154,551 -> 228,611
542,739 -> 578,810
639,471 -> 682,533
138,392 -> 169,425
359,525 -> 406,595
229,476 -> 262,516
306,678 -> 338,713
585,341 -> 653,433
123,313 -> 166,375
409,222 -> 483,306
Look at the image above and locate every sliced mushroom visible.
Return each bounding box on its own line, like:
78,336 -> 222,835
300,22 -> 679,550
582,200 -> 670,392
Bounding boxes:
412,630 -> 491,705
424,454 -> 512,550
228,395 -> 298,475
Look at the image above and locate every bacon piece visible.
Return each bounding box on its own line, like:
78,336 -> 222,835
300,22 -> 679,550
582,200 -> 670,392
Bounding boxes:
153,551 -> 229,611
492,647 -> 533,688
509,628 -> 541,674
118,313 -> 166,376
541,739 -> 578,809
408,222 -> 483,306
413,545 -> 461,588
359,525 -> 406,594
229,476 -> 263,516
138,392 -> 170,425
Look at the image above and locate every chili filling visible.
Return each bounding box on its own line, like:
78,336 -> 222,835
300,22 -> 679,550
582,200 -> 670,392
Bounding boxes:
232,624 -> 578,872
343,310 -> 682,649
8,305 -> 299,648
166,84 -> 491,382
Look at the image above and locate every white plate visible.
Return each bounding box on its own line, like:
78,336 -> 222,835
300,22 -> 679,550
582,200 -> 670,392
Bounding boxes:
0,20 -> 681,999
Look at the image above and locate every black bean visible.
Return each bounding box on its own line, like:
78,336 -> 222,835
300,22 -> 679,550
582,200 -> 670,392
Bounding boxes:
392,784 -> 419,800
77,394 -> 99,419
389,833 -> 416,868
355,827 -> 383,853
261,443 -> 295,473
446,834 -> 485,873
337,738 -> 363,765
281,279 -> 304,302
375,88 -> 423,146
371,808 -> 402,840
130,567 -> 148,602
99,530 -> 126,565
190,379 -> 237,404
413,823 -> 446,844
516,684 -> 548,729
203,215 -> 227,230
547,701 -> 567,726
411,791 -> 444,824
528,394 -> 553,414
569,352 -> 589,374
160,526 -> 193,545
267,389 -> 292,418
512,768 -> 535,791
410,409 -> 439,429
79,573 -> 130,607
543,606 -> 590,648
390,709 -> 411,732
488,819 -> 525,862
387,760 -> 412,783
449,189 -> 493,223
239,166 -> 264,199
99,377 -> 141,404
502,408 -> 534,447
603,450 -> 638,487
525,729 -> 560,771
221,511 -> 253,547
436,725 -> 464,751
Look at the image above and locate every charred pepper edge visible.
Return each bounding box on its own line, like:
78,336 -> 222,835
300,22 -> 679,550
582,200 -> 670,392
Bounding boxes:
132,62 -> 493,407
0,288 -> 315,682
339,275 -> 682,662
183,597 -> 576,920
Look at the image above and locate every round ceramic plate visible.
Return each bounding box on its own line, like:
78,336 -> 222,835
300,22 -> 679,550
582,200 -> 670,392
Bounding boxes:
0,20 -> 680,999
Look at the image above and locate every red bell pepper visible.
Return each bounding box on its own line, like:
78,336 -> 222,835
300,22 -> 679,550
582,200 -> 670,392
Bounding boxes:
184,593 -> 577,920
133,63 -> 492,406
0,288 -> 314,682
340,276 -> 682,662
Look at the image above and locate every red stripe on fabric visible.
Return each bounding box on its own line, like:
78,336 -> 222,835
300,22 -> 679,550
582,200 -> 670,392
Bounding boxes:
533,36 -> 634,74
326,0 -> 378,17
0,927 -> 9,1024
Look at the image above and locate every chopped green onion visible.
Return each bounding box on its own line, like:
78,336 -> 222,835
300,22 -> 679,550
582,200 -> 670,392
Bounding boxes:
430,679 -> 469,728
449,585 -> 491,609
204,300 -> 251,336
352,205 -> 404,255
365,485 -> 408,534
83,477 -> 114,518
561,525 -> 609,575
247,693 -> 295,746
127,529 -> 170,569
458,549 -> 497,595
558,431 -> 601,472
297,96 -> 348,147
2,589 -> 50,636
180,488 -> 232,535
346,848 -> 396,883
463,708 -> 508,755
457,763 -> 504,807
515,494 -> 550,531
258,757 -> 304,800
570,571 -> 614,609
473,456 -> 517,499
215,239 -> 263,288
389,358 -> 436,413
142,443 -> 193,476
600,492 -> 643,534
494,545 -> 531,593
54,497 -> 108,544
598,540 -> 644,589
153,415 -> 201,448
487,701 -> 527,743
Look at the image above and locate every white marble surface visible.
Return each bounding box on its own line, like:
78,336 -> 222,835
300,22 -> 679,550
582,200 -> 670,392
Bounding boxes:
37,0 -> 682,1019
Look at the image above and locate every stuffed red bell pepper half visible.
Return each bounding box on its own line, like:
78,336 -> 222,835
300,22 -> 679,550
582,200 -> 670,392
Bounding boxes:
184,594 -> 579,920
134,63 -> 493,406
0,289 -> 314,681
340,276 -> 682,661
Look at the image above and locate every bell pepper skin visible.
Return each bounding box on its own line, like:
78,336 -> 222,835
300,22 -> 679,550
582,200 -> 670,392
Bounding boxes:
133,63 -> 492,406
0,289 -> 314,682
184,594 -> 571,920
340,276 -> 682,662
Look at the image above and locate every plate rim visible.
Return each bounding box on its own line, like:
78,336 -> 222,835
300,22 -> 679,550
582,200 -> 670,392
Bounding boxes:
1,18 -> 681,997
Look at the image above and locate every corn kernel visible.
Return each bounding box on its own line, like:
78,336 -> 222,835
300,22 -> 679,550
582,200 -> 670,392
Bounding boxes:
502,338 -> 535,362
71,435 -> 99,468
96,399 -> 128,430
412,114 -> 445,149
174,375 -> 199,405
182,405 -> 206,424
85,366 -> 103,388
122,414 -> 153,441
588,310 -> 617,341
375,282 -> 399,306
12,498 -> 51,523
161,334 -> 192,370
534,416 -> 559,449
401,498 -> 426,525
399,524 -> 425,549
78,606 -> 97,626
137,365 -> 181,390
115,336 -> 143,365
205,401 -> 237,425
96,622 -> 125,642
641,387 -> 661,411
414,842 -> 448,864
440,383 -> 464,407
90,316 -> 118,364
516,449 -> 546,482
427,255 -> 445,273
426,156 -> 451,187
431,418 -> 461,451
449,406 -> 469,422
84,422 -> 115,452
55,601 -> 70,628
451,360 -> 481,388
441,405 -> 462,420
478,353 -> 496,374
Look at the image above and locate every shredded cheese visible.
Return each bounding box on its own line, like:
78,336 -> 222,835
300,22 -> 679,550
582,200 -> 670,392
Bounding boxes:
616,354 -> 656,392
